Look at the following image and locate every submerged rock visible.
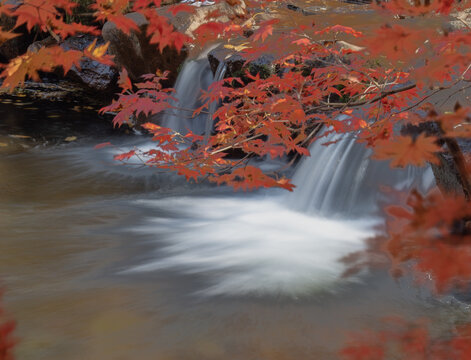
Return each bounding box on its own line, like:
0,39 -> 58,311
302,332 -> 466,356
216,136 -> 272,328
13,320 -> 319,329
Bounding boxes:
1,80 -> 104,105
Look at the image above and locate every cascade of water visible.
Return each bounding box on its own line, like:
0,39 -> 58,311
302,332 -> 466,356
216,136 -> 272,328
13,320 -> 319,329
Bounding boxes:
289,131 -> 435,217
161,55 -> 226,136
204,61 -> 227,143
123,55 -> 436,296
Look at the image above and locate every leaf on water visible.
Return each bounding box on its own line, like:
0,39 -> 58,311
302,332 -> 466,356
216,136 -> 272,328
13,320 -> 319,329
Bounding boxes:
8,134 -> 31,139
64,136 -> 77,142
114,150 -> 136,161
94,142 -> 112,149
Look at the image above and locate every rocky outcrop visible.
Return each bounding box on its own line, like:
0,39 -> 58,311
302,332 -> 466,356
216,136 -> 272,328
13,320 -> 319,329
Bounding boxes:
102,1 -> 246,85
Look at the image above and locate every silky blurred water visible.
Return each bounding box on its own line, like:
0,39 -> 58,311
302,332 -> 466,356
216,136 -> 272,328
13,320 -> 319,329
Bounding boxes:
0,96 -> 469,360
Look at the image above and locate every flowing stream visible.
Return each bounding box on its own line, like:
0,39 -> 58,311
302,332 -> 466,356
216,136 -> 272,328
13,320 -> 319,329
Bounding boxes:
161,49 -> 226,136
0,55 -> 466,359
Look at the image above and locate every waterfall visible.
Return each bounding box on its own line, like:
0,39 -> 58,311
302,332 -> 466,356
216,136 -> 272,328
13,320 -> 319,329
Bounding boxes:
289,131 -> 435,217
160,55 -> 434,217
156,49 -> 434,218
161,55 -> 226,136
124,56 -> 436,296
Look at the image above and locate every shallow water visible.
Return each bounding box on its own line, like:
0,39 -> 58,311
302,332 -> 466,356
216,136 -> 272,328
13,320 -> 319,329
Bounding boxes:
0,97 -> 469,360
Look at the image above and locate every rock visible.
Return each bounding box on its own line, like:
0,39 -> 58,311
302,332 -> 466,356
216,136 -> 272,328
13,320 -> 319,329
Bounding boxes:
0,1 -> 33,62
206,39 -> 358,80
162,0 -> 246,36
61,35 -> 118,93
3,80 -> 101,104
102,11 -> 187,85
27,35 -> 118,94
446,9 -> 471,32
27,37 -> 57,53
102,1 -> 246,85
207,45 -> 275,78
402,122 -> 471,196
431,152 -> 466,195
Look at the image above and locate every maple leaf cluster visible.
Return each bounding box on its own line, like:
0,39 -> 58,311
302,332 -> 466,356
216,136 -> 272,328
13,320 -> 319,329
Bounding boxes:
385,189 -> 471,293
0,1 -> 469,359
0,0 -> 471,357
341,317 -> 471,360
0,0 -> 193,88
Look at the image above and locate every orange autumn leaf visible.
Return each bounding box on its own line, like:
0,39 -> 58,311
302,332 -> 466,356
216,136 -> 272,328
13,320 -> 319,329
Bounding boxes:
118,68 -> 133,93
0,46 -> 82,89
114,150 -> 136,161
252,19 -> 279,42
91,0 -> 139,35
372,134 -> 441,168
166,3 -> 195,16
317,25 -> 363,38
363,25 -> 431,62
0,30 -> 18,46
416,243 -> 471,293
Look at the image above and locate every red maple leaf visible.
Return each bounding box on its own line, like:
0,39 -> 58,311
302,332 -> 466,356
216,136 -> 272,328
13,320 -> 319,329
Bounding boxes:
372,134 -> 442,167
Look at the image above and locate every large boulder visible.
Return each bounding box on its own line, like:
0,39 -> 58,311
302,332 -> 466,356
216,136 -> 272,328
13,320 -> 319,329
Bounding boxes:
102,12 -> 186,85
102,1 -> 246,85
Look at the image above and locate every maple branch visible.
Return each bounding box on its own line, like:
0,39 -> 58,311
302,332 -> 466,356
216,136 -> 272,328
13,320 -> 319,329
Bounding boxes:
314,83 -> 417,110
46,25 -> 61,43
210,133 -> 263,155
169,106 -> 210,115
301,122 -> 323,146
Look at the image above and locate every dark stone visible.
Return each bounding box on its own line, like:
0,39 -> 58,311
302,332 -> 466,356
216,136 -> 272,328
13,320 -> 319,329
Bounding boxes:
402,122 -> 471,196
0,1 -> 34,62
61,35 -> 119,93
27,36 -> 57,53
207,45 -> 275,78
27,34 -> 119,94
102,2 -> 246,85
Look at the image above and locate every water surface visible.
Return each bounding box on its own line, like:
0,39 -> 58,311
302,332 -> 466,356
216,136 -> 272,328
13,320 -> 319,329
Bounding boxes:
0,97 -> 468,360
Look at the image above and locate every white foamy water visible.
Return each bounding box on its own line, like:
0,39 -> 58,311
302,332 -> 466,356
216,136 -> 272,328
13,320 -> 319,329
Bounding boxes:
289,132 -> 436,216
123,132 -> 434,297
128,196 -> 376,296
116,57 -> 435,297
